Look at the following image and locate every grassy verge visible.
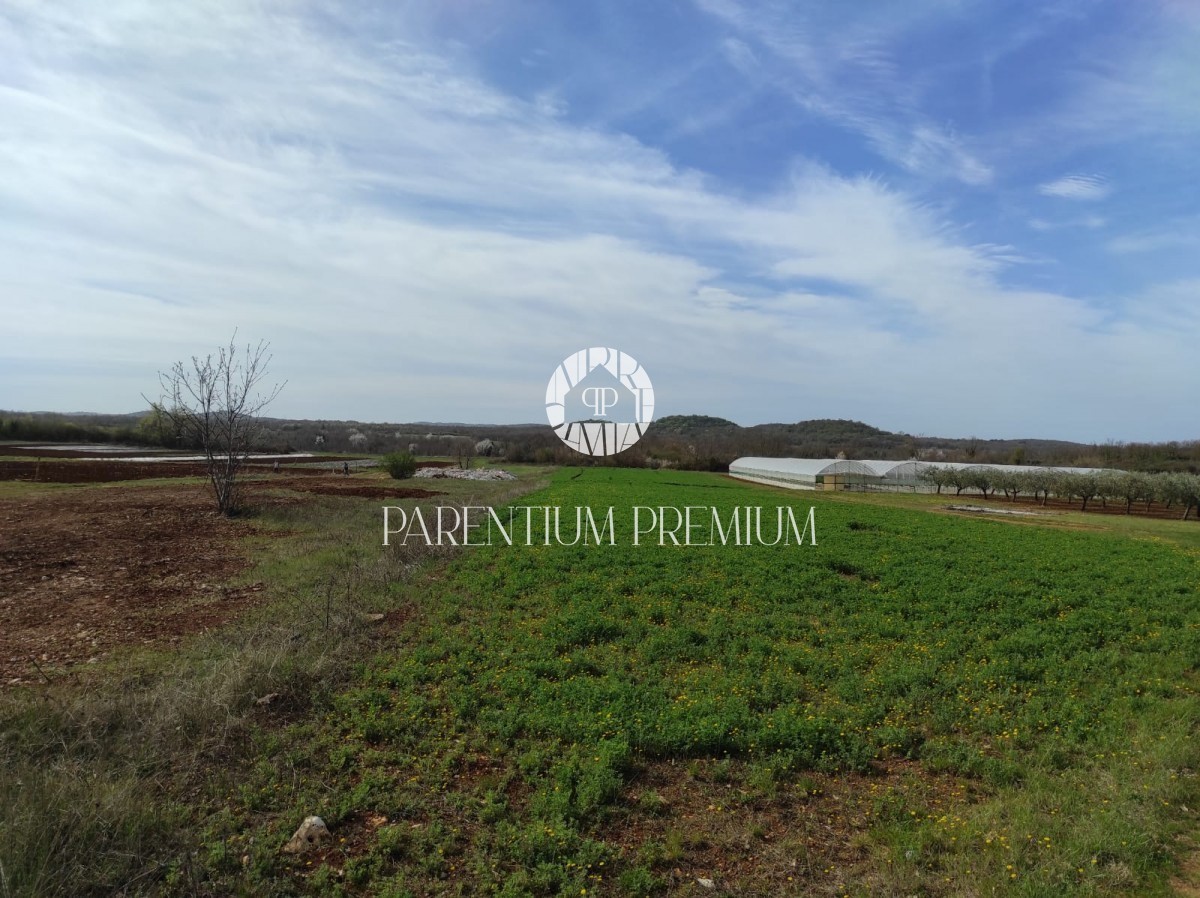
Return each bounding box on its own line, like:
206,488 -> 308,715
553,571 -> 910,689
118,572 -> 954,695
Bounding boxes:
0,468 -> 550,898
810,484 -> 1200,551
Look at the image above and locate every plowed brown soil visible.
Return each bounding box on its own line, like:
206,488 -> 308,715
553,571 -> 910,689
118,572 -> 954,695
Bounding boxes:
941,491 -> 1196,521
0,459 -> 345,483
0,445 -> 366,461
0,456 -> 456,483
0,475 -> 443,687
259,476 -> 440,500
0,483 -> 263,685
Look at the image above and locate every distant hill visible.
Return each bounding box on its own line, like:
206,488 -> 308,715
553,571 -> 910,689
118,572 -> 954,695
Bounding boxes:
2,410 -> 1196,473
653,414 -> 740,433
740,419 -> 1103,466
748,418 -> 892,447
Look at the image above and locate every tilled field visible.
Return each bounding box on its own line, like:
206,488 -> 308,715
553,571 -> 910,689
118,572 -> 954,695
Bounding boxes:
0,483 -> 262,685
0,476 -> 440,685
1,459 -> 230,482
257,476 -> 441,500
0,445 -> 367,461
0,460 -> 349,483
0,455 -> 455,483
941,491 -> 1197,521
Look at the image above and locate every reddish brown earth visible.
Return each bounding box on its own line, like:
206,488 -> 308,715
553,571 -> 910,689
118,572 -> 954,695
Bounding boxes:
0,475 -> 440,686
0,459 -> 364,483
598,757 -> 974,894
260,476 -> 440,500
0,445 -> 177,458
0,483 -> 264,685
731,475 -> 1197,523
941,491 -> 1196,521
277,756 -> 974,895
1,459 -> 228,482
0,444 -> 370,461
0,454 -> 457,484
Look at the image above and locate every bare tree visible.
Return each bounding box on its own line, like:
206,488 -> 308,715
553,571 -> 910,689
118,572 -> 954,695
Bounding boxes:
454,437 -> 476,470
148,334 -> 285,515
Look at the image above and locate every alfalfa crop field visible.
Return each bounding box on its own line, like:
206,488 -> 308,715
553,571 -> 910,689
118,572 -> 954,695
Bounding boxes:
3,465 -> 1200,897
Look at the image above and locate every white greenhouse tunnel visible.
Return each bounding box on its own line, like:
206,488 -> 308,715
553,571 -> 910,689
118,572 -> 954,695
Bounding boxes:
727,457 -> 1119,492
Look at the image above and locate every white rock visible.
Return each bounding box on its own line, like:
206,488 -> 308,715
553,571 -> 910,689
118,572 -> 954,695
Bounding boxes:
282,815 -> 329,854
413,467 -> 516,481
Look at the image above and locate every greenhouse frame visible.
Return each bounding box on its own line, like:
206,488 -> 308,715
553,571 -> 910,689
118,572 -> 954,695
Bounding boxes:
728,457 -> 1117,492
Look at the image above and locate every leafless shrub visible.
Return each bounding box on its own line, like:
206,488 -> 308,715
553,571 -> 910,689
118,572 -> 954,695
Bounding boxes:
147,333 -> 285,515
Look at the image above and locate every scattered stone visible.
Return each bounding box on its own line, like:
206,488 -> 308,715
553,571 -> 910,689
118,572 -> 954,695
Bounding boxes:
360,612 -> 385,624
945,504 -> 1049,517
254,692 -> 281,706
414,467 -> 516,482
282,816 -> 329,854
697,878 -> 715,889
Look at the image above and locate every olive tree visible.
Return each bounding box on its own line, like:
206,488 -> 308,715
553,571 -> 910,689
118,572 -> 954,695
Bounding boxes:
993,469 -> 1021,501
1148,472 -> 1177,511
967,466 -> 996,499
944,467 -> 970,496
1113,472 -> 1151,515
918,465 -> 946,494
1061,471 -> 1102,512
1017,469 -> 1054,506
1184,475 -> 1200,521
149,334 -> 285,515
1163,473 -> 1200,521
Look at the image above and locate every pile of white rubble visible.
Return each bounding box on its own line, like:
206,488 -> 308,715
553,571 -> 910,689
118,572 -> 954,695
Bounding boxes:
414,467 -> 517,481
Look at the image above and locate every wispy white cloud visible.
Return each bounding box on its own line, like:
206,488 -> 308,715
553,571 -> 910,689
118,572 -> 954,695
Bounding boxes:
692,0 -> 994,186
1108,219 -> 1200,254
533,90 -> 568,118
1038,174 -> 1111,201
719,37 -> 760,78
1003,5 -> 1200,168
1029,215 -> 1107,231
0,1 -> 1196,439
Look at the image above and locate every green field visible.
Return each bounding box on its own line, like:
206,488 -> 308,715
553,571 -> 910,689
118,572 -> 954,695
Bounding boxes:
4,467 -> 1200,897
185,467 -> 1200,896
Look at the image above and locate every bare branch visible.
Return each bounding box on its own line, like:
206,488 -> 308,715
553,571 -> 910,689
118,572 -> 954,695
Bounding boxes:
150,333 -> 286,515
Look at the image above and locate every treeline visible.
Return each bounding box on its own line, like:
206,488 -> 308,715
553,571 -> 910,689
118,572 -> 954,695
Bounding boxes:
1,412 -> 198,452
0,414 -> 143,445
919,466 -> 1200,519
500,418 -> 1200,474
4,411 -> 1199,475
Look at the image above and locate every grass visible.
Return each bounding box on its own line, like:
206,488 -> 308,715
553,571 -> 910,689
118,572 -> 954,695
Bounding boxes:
820,484 -> 1200,551
167,467 -> 1200,896
0,467 -> 551,898
2,465 -> 1199,896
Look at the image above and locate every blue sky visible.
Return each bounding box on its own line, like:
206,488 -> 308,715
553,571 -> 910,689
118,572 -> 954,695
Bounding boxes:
1,0 -> 1197,441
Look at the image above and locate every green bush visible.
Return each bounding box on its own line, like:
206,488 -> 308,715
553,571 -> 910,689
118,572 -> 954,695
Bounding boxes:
382,452 -> 418,479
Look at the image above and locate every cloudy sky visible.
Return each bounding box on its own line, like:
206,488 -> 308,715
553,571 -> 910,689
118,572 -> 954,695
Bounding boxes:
1,1 -> 1197,441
